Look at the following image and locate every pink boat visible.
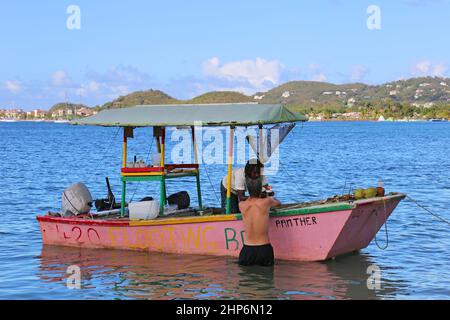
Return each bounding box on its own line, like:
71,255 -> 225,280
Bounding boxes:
37,104 -> 405,262
37,193 -> 404,261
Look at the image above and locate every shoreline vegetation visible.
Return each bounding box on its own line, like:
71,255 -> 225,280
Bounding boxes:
1,76 -> 449,122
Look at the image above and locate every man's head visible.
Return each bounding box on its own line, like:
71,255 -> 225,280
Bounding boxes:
245,158 -> 264,180
246,177 -> 262,198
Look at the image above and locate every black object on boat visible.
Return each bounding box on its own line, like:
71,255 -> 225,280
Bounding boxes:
167,191 -> 190,209
94,177 -> 122,212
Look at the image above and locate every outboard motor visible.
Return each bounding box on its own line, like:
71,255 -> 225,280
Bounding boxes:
61,183 -> 93,216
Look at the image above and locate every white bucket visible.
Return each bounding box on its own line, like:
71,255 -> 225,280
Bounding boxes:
129,201 -> 160,220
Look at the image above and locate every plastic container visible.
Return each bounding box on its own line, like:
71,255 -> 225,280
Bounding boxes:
129,201 -> 160,220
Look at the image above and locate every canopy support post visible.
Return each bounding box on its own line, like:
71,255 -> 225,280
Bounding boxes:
121,128 -> 128,217
258,124 -> 263,163
226,126 -> 235,214
159,127 -> 166,216
192,126 -> 203,210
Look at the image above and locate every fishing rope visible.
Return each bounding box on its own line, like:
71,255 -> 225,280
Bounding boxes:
374,198 -> 389,250
203,164 -> 221,205
406,196 -> 450,227
278,159 -> 311,202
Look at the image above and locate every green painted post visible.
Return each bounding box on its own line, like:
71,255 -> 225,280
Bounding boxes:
160,177 -> 166,216
121,180 -> 126,217
196,172 -> 203,210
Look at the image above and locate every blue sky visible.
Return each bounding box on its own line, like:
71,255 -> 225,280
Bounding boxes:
1,0 -> 449,110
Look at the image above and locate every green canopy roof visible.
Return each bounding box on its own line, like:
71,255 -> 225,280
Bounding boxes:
71,103 -> 308,127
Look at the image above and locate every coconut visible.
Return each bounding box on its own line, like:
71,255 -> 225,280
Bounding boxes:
354,189 -> 365,200
364,187 -> 378,198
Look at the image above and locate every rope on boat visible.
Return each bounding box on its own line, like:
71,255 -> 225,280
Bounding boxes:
279,160 -> 311,201
406,196 -> 450,227
203,164 -> 221,205
374,198 -> 389,250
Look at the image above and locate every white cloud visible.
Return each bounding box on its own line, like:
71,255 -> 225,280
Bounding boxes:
202,57 -> 282,89
51,70 -> 71,86
4,80 -> 22,94
412,60 -> 447,77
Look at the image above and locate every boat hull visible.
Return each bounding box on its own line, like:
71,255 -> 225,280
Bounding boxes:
37,194 -> 404,261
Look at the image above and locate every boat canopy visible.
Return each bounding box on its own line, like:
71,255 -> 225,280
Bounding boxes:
71,103 -> 308,127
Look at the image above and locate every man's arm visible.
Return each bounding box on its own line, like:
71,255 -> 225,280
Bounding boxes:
268,197 -> 281,208
236,190 -> 248,201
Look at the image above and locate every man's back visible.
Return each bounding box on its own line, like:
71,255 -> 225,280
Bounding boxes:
239,197 -> 280,246
238,176 -> 281,267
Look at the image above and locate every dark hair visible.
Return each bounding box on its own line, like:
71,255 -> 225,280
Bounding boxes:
245,158 -> 264,178
246,177 -> 262,198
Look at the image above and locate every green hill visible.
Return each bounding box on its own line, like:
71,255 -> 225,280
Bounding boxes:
101,89 -> 178,109
255,77 -> 450,108
98,90 -> 252,110
255,81 -> 368,106
49,77 -> 449,120
187,91 -> 252,104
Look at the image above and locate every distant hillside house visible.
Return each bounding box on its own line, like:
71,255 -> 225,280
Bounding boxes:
33,109 -> 47,118
5,109 -> 24,117
282,91 -> 290,98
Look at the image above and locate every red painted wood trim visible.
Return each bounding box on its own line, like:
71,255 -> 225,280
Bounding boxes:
165,164 -> 199,170
121,167 -> 164,173
36,215 -> 130,227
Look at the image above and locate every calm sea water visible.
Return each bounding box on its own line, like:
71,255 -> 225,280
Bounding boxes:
0,121 -> 449,300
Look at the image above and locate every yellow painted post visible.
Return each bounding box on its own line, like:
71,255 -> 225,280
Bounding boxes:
159,127 -> 166,215
226,126 -> 235,214
121,128 -> 128,217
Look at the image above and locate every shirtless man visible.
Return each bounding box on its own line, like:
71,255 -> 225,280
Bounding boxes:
238,177 -> 281,266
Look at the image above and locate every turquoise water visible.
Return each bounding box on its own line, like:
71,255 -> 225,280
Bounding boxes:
0,121 -> 449,299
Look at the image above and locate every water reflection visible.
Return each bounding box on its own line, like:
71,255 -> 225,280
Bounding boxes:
38,245 -> 402,300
